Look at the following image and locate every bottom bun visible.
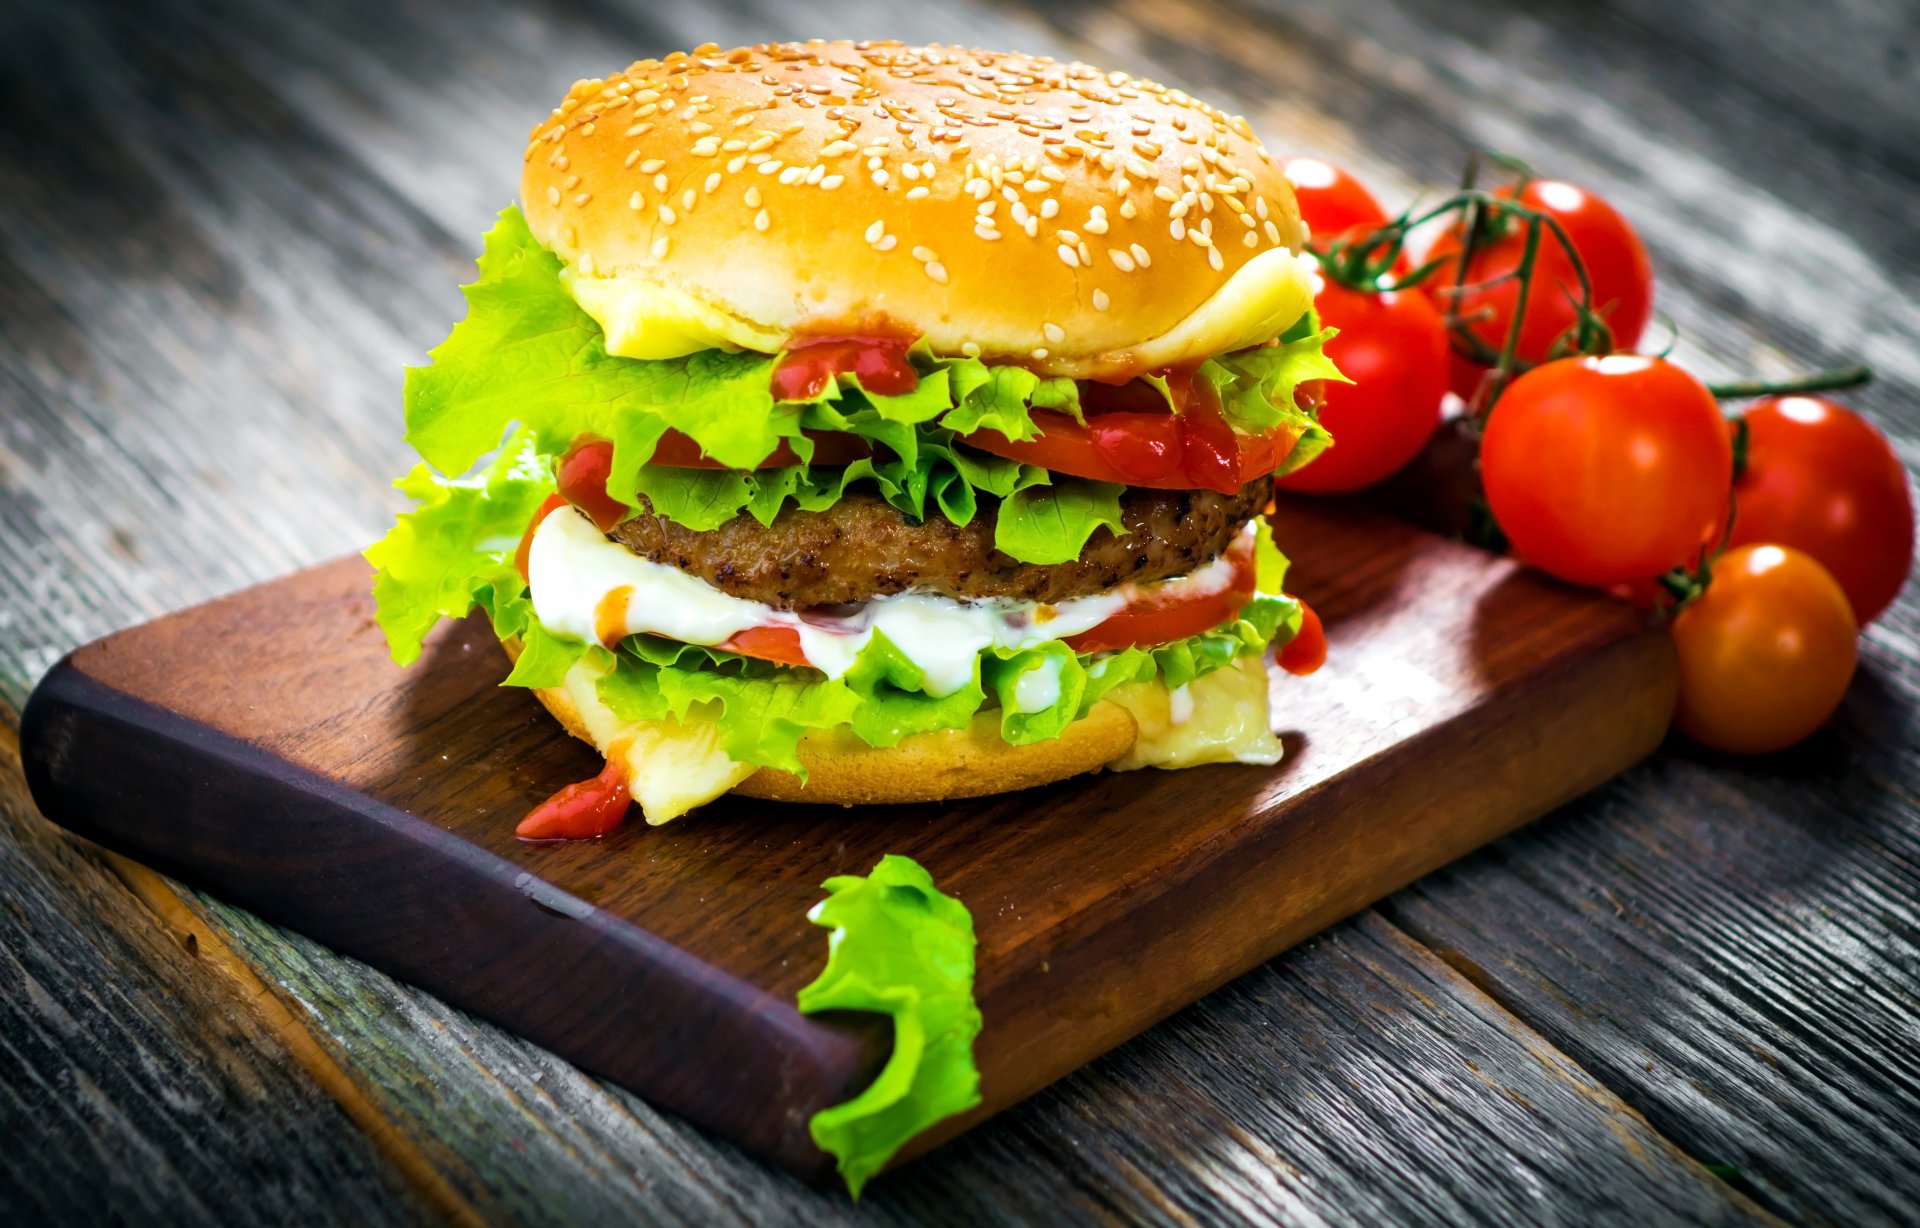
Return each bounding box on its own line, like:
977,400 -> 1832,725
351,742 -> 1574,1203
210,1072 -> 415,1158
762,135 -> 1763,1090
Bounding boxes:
510,638 -> 1140,808
733,704 -> 1139,805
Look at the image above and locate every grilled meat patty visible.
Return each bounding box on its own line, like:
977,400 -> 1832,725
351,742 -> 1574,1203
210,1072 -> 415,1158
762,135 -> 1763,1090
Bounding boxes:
606,477 -> 1272,608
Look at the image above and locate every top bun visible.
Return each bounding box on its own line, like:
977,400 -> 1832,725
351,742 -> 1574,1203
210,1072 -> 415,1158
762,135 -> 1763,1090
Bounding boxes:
520,41 -> 1311,379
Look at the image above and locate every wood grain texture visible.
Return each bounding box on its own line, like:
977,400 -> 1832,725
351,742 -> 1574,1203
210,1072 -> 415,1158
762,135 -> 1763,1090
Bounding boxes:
20,498 -> 1675,1178
0,730 -> 434,1227
0,0 -> 1915,1220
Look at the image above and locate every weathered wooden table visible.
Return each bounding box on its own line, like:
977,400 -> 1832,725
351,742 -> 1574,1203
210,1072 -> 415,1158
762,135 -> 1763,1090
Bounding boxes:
3,0 -> 1915,1223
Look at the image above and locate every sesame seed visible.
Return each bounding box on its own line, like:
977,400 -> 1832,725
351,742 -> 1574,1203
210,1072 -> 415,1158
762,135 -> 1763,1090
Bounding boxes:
1171,218 -> 1186,240
755,209 -> 770,232
906,186 -> 929,200
1153,185 -> 1179,203
704,172 -> 721,193
806,165 -> 826,184
1040,198 -> 1059,219
820,174 -> 844,190
1043,322 -> 1066,344
961,341 -> 982,358
976,201 -> 996,215
1131,243 -> 1152,267
628,191 -> 643,210
1057,244 -> 1080,267
1242,231 -> 1258,248
872,169 -> 890,186
865,219 -> 886,243
651,236 -> 670,259
1031,347 -> 1049,359
654,173 -> 669,192
778,166 -> 805,185
925,262 -> 949,283
546,186 -> 561,206
1264,219 -> 1281,244
727,156 -> 748,173
975,226 -> 1001,241
1059,229 -> 1080,244
1255,196 -> 1269,219
640,158 -> 665,173
911,245 -> 937,263
876,234 -> 898,251
1092,289 -> 1111,311
623,150 -> 641,168
574,192 -> 592,206
1208,247 -> 1224,270
659,205 -> 677,224
1119,199 -> 1138,220
1024,178 -> 1050,192
1109,249 -> 1136,272
578,252 -> 597,275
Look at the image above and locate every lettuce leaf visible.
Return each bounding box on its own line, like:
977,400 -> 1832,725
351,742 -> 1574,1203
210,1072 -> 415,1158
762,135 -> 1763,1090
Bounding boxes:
397,206 -> 1336,554
797,855 -> 983,1198
362,431 -> 551,665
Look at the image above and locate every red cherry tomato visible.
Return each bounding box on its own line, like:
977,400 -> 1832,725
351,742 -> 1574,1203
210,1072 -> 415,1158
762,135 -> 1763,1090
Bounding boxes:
1481,356 -> 1732,586
1065,537 -> 1257,652
1282,157 -> 1391,236
1424,180 -> 1653,391
1726,396 -> 1914,624
1672,544 -> 1858,754
1277,600 -> 1327,676
1275,282 -> 1448,493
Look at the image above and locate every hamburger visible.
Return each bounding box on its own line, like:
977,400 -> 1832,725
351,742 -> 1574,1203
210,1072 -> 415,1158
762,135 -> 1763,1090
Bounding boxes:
366,40 -> 1341,833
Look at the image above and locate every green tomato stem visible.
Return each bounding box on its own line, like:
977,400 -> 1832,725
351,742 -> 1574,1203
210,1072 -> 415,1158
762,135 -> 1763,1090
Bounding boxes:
1707,365 -> 1874,400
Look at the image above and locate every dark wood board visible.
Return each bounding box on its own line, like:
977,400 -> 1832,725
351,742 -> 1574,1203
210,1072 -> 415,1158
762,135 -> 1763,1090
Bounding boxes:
22,500 -> 1674,1179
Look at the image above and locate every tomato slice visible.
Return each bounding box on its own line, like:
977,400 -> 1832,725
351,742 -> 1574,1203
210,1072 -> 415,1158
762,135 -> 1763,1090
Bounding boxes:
1064,535 -> 1258,652
717,624 -> 811,668
649,429 -> 873,469
557,433 -> 874,527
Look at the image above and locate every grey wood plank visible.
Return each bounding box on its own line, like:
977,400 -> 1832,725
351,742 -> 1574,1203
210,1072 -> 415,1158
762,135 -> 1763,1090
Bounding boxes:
0,736 -> 433,1227
183,893 -> 1769,1225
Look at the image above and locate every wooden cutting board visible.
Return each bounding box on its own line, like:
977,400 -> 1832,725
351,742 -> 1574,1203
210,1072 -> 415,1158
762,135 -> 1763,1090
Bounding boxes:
19,499 -> 1675,1184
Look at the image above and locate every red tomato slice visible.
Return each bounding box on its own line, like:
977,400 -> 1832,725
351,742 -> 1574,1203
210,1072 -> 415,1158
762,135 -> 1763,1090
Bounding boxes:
557,433 -> 874,528
717,625 -> 812,668
649,429 -> 873,469
964,408 -> 1304,495
1065,536 -> 1258,652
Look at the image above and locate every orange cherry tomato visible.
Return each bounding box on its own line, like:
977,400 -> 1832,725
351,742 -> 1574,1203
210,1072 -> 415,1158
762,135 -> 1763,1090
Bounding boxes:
1277,600 -> 1327,676
1671,544 -> 1858,755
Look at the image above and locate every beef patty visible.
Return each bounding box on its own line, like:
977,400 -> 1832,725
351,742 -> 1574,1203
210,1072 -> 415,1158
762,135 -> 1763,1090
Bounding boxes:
606,477 -> 1272,608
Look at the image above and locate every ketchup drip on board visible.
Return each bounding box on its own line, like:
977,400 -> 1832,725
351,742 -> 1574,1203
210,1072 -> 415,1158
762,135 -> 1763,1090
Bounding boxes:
770,330 -> 919,402
516,755 -> 632,841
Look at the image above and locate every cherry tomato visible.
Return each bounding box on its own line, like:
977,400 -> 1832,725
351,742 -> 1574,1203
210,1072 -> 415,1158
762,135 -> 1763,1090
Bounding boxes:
1282,157 -> 1391,236
1726,396 -> 1914,625
1066,537 -> 1257,652
1481,356 -> 1732,586
1424,180 -> 1653,392
1672,544 -> 1858,754
1275,281 -> 1447,493
1277,600 -> 1326,676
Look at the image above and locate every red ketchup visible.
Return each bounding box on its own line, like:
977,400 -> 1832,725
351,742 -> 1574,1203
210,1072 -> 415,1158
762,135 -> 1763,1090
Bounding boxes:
1278,599 -> 1327,677
517,755 -> 632,841
771,331 -> 919,402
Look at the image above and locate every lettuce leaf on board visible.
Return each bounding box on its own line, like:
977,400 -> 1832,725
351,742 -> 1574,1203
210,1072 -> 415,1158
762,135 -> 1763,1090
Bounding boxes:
797,855 -> 983,1198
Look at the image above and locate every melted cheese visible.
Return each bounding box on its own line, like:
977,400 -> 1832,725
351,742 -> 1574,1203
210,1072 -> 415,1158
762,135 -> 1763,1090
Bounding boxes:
529,506 -> 1244,697
1104,656 -> 1285,770
552,658 -> 755,824
560,245 -> 1318,375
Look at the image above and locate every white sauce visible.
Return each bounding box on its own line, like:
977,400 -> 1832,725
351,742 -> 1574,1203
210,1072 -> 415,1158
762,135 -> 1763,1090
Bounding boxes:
1012,654 -> 1067,714
1166,683 -> 1194,726
528,507 -> 1249,697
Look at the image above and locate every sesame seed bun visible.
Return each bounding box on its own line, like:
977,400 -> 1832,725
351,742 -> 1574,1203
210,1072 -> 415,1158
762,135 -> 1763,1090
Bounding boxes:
520,40 -> 1310,378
